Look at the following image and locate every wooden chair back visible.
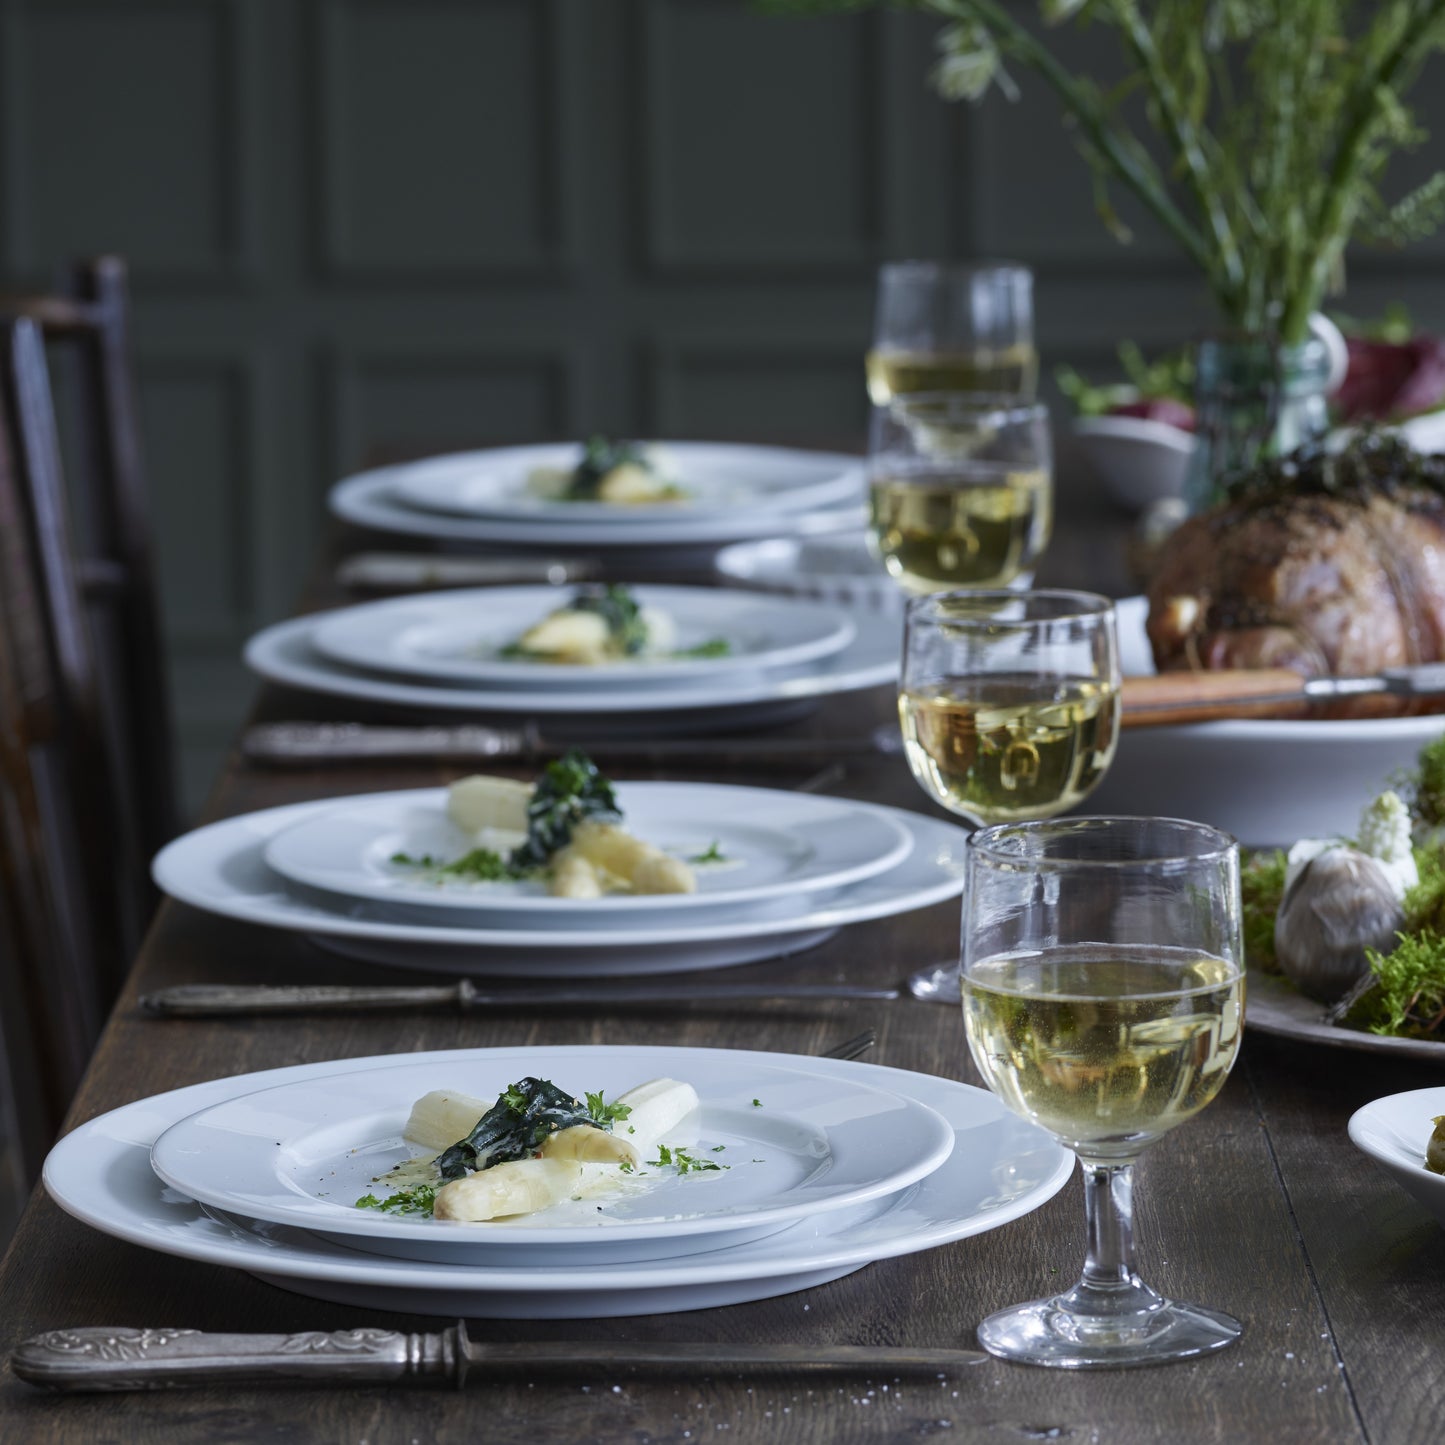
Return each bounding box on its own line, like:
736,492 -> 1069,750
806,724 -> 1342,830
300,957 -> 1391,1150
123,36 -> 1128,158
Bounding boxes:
0,317 -> 133,1176
2,256 -> 177,882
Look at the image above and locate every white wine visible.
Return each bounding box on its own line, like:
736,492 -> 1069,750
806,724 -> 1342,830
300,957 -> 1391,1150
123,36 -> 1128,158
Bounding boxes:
865,345 -> 1039,404
899,675 -> 1118,823
963,946 -> 1244,1161
869,467 -> 1051,592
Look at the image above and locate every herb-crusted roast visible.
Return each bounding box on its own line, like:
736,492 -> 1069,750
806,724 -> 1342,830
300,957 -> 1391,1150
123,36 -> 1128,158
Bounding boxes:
1146,436 -> 1445,709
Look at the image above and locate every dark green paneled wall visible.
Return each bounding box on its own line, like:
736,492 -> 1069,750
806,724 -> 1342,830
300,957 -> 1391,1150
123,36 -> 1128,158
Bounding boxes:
5,0 -> 1444,809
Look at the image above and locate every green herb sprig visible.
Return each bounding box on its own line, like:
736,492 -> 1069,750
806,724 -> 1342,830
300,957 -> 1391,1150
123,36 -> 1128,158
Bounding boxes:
764,0 -> 1445,345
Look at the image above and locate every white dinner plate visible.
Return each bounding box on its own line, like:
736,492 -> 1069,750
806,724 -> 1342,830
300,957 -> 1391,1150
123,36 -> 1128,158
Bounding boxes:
262,782 -> 914,919
244,605 -> 900,729
1085,596 -> 1445,845
715,533 -> 904,616
150,1051 -> 955,1266
46,1046 -> 1072,1318
1348,1087 -> 1445,1231
331,464 -> 866,552
152,799 -> 966,977
308,585 -> 856,689
388,443 -> 864,524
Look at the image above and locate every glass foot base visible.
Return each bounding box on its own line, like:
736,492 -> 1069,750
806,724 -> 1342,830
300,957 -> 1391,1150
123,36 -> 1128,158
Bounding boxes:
906,963 -> 961,1005
977,1296 -> 1242,1369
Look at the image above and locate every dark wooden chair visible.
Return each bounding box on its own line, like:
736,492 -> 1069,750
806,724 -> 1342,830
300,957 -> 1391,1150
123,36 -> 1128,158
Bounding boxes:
0,316 -> 135,1178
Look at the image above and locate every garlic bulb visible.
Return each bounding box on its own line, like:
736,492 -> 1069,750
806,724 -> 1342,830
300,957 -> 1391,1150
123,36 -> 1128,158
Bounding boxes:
1274,846 -> 1405,1003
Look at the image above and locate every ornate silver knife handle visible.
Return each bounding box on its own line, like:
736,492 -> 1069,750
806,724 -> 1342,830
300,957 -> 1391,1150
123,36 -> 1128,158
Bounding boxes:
11,1325 -> 462,1392
13,1323 -> 985,1392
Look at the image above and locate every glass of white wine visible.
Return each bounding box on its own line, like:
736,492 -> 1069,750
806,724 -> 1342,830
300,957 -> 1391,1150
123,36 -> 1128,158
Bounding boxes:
961,816 -> 1245,1367
868,394 -> 1052,594
866,261 -> 1036,403
899,590 -> 1120,828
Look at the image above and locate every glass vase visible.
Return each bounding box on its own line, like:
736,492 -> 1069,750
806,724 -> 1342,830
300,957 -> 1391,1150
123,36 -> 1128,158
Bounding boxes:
1183,335 -> 1332,511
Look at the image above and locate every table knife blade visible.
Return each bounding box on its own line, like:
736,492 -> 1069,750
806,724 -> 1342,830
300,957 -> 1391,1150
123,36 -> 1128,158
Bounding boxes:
241,721 -> 898,766
139,981 -> 901,1017
336,552 -> 600,592
12,1324 -> 986,1392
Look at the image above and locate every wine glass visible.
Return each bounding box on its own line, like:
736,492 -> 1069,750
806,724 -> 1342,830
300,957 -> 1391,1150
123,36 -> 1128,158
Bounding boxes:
961,816 -> 1245,1367
868,394 -> 1053,594
899,589 -> 1120,1003
866,261 -> 1036,404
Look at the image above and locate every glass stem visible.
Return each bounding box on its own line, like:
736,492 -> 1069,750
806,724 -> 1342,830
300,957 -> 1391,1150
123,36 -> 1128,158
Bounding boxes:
1055,1161 -> 1167,1325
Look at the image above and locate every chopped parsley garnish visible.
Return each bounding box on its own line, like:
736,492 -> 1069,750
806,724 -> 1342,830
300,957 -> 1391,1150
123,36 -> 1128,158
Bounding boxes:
355,1184 -> 437,1216
752,1098 -> 762,1108
391,847 -> 520,883
688,840 -> 729,865
586,1090 -> 632,1127
672,638 -> 731,660
649,1144 -> 727,1175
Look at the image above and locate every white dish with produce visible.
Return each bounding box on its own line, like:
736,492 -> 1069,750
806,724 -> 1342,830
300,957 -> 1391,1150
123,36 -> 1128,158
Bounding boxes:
152,798 -> 966,977
387,441 -> 864,523
46,1047 -> 1072,1318
1348,1088 -> 1445,1227
262,781 -> 914,919
150,1052 -> 955,1266
331,457 -> 866,552
1086,596 -> 1443,846
244,604 -> 899,729
307,584 -> 856,689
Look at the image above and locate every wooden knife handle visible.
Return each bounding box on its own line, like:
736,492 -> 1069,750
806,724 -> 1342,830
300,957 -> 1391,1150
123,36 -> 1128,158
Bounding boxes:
1120,669 -> 1310,727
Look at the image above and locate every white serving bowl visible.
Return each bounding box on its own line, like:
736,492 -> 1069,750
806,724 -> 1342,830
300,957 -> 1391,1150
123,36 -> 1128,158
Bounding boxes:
1091,597 -> 1444,846
1348,1088 -> 1445,1229
1072,415 -> 1194,513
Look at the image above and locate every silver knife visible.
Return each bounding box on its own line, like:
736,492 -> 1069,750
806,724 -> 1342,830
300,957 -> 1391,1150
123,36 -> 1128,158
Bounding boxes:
336,552 -> 600,592
241,721 -> 900,766
11,1323 -> 987,1392
139,981 -> 901,1017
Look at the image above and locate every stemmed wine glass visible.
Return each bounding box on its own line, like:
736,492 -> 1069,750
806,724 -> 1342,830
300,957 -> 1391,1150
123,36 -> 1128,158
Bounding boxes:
867,394 -> 1052,595
899,589 -> 1121,1001
961,816 -> 1245,1367
866,261 -> 1037,404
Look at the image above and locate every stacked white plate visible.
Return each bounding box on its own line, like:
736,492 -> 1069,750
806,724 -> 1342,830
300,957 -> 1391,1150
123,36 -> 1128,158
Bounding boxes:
244,583 -> 901,734
45,1044 -> 1072,1317
329,443 -> 866,559
152,781 -> 968,977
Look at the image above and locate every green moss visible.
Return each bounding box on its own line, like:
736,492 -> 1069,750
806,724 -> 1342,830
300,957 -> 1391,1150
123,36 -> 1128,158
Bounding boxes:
1241,849 -> 1288,973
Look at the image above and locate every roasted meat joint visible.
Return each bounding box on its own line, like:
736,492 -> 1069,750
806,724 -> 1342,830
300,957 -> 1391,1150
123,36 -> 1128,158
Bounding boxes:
1147,434 -> 1445,706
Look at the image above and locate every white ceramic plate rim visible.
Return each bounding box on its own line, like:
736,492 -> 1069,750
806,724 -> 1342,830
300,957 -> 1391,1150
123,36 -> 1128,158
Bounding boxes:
307,584 -> 857,688
152,799 -> 966,948
1348,1087 -> 1445,1183
331,466 -> 867,548
387,443 -> 864,524
1118,595 -> 1445,744
149,1051 -> 956,1249
45,1046 -> 1073,1291
261,782 -> 915,915
244,605 -> 900,715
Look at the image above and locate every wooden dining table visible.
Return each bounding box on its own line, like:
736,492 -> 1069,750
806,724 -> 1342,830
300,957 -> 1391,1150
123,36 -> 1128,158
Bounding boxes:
2,509 -> 1444,1444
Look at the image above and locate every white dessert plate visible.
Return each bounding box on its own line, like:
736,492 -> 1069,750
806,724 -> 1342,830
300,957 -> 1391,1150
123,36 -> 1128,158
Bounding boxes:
46,1046 -> 1072,1318
244,605 -> 899,728
1348,1087 -> 1445,1229
1085,596 -> 1445,846
262,782 -> 914,918
308,585 -> 856,689
150,1050 -> 955,1266
388,443 -> 863,523
152,799 -> 966,977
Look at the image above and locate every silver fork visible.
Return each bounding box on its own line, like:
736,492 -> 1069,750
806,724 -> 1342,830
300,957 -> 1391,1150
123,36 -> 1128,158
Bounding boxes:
821,1028 -> 876,1061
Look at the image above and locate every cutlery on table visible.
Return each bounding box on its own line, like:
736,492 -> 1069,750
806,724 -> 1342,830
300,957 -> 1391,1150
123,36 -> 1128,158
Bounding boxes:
241,722 -> 899,767
11,1321 -> 987,1392
336,552 -> 600,592
138,981 -> 900,1018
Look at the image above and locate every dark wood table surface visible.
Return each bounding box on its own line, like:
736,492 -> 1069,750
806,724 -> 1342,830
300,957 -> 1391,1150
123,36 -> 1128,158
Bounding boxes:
3,513 -> 1444,1444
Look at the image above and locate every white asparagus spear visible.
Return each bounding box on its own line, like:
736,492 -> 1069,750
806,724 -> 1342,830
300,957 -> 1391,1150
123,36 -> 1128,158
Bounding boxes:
403,1089 -> 492,1152
541,1125 -> 641,1168
570,820 -> 695,894
447,775 -> 532,836
432,1158 -> 582,1221
612,1077 -> 700,1149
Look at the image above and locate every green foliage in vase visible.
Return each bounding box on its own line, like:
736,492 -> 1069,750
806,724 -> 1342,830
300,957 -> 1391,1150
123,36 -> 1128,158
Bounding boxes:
760,0 -> 1445,344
